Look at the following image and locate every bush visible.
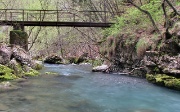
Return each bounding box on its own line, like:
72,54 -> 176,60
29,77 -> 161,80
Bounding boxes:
103,0 -> 163,37
136,37 -> 151,57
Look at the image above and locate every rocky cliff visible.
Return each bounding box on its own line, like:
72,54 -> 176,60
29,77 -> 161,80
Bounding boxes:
101,15 -> 180,90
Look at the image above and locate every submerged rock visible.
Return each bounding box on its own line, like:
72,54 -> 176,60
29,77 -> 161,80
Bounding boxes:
45,72 -> 59,75
0,81 -> 20,92
0,103 -> 9,111
0,81 -> 12,88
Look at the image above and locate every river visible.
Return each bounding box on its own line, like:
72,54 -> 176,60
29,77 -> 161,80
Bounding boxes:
0,64 -> 180,112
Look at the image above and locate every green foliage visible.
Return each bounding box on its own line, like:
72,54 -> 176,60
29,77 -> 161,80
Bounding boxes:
176,1 -> 180,5
0,32 -> 7,43
104,0 -> 163,37
141,0 -> 163,21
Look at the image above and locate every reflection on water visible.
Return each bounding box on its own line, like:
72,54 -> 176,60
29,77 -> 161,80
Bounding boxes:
0,64 -> 180,112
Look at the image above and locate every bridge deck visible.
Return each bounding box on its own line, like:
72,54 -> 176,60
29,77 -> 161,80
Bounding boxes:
0,9 -> 114,27
0,21 -> 113,27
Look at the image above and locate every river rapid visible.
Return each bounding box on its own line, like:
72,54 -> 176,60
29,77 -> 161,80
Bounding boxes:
0,64 -> 180,112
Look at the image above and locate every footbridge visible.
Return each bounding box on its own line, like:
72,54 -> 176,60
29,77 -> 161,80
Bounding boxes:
0,9 -> 115,51
0,9 -> 114,30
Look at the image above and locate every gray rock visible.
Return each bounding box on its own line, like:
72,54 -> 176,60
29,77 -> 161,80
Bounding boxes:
12,45 -> 32,65
0,44 -> 12,64
92,64 -> 108,72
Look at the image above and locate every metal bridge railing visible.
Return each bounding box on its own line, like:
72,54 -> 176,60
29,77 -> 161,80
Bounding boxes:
0,9 -> 112,23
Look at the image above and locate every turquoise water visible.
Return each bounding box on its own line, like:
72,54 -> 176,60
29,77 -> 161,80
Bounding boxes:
0,64 -> 180,112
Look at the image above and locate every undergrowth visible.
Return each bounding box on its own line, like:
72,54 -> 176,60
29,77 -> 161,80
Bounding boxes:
103,0 -> 163,37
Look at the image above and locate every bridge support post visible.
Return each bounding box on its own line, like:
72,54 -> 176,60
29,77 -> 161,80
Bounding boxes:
13,24 -> 24,31
10,25 -> 28,51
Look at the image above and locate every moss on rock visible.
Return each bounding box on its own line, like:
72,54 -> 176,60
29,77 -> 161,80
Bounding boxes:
146,74 -> 156,83
0,64 -> 17,81
146,74 -> 180,91
8,59 -> 25,77
32,63 -> 43,70
45,72 -> 59,75
164,79 -> 180,91
25,69 -> 39,76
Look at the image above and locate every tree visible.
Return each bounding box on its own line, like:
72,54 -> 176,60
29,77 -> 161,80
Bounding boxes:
127,0 -> 161,34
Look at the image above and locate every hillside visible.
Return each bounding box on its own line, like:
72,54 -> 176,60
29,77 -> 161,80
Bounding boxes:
101,0 -> 180,90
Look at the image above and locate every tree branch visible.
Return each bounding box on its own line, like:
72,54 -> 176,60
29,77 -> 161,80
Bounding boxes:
128,0 -> 161,34
165,0 -> 180,16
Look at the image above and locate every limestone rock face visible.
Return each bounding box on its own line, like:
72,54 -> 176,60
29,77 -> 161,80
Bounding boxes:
144,51 -> 180,77
0,44 -> 12,65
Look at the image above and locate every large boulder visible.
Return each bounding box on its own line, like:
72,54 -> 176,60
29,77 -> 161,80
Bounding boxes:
11,45 -> 32,66
44,55 -> 63,64
0,44 -> 12,65
92,64 -> 109,72
0,44 -> 42,82
66,53 -> 88,64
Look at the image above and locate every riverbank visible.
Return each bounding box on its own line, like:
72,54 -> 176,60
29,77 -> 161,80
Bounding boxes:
100,5 -> 180,90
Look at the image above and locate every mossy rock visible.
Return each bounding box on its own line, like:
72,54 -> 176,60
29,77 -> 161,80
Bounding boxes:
44,55 -> 63,64
0,64 -> 17,81
8,59 -> 25,77
146,74 -> 180,91
155,77 -> 165,86
146,74 -> 156,83
32,63 -> 43,70
25,69 -> 39,76
164,79 -> 180,91
45,72 -> 59,75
